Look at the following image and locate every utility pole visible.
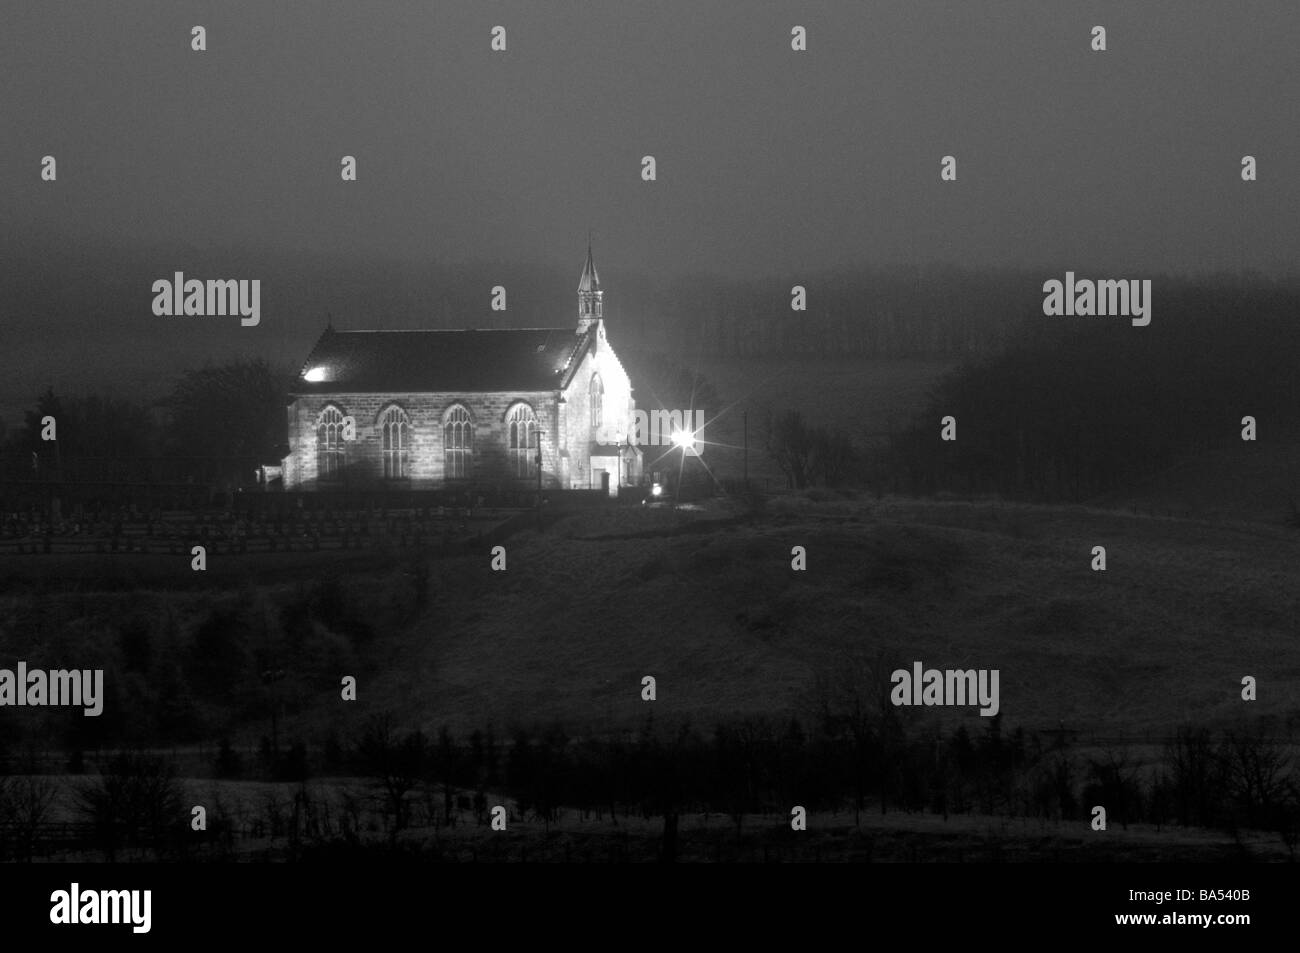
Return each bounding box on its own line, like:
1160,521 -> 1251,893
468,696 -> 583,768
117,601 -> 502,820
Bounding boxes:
535,429 -> 544,528
261,667 -> 286,770
742,410 -> 748,487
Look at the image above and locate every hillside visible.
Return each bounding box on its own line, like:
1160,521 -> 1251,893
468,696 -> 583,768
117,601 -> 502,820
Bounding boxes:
356,496 -> 1300,739
2,494 -> 1294,750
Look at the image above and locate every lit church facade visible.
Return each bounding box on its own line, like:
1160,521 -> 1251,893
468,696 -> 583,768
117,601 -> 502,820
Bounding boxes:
281,247 -> 642,494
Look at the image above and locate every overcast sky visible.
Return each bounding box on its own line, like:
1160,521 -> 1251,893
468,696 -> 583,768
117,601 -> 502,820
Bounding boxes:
0,1 -> 1296,422
4,0 -> 1297,280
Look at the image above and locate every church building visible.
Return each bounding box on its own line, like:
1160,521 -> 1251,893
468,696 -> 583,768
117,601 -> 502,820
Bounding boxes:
281,246 -> 642,494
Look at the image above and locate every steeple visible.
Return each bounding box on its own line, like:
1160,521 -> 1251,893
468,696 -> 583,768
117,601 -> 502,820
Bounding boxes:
577,236 -> 602,333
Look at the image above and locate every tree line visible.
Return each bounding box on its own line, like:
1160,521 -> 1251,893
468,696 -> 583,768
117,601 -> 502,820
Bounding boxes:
0,358 -> 291,490
889,280 -> 1300,501
757,278 -> 1300,501
3,712 -> 1294,862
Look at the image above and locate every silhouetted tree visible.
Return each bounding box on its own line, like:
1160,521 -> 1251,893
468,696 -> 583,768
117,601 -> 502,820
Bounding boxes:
0,776 -> 59,862
7,388 -> 158,463
75,751 -> 186,861
765,409 -> 816,489
811,427 -> 857,487
162,357 -> 289,485
357,715 -> 428,845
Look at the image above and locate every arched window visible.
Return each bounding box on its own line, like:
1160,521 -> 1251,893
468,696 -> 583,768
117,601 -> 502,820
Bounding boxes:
316,405 -> 346,480
444,404 -> 472,480
507,403 -> 538,479
380,406 -> 410,479
590,373 -> 603,430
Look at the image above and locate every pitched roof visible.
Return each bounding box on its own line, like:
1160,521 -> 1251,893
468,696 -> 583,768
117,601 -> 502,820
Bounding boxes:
292,327 -> 592,394
578,244 -> 600,293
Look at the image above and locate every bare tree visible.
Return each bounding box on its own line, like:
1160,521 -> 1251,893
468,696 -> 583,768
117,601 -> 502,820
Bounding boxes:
812,427 -> 857,487
357,714 -> 428,846
0,776 -> 60,862
1166,726 -> 1226,829
764,409 -> 816,489
1084,748 -> 1144,831
1222,730 -> 1293,829
75,751 -> 186,861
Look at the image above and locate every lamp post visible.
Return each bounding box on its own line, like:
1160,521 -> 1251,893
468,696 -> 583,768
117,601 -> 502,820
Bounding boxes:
670,428 -> 696,516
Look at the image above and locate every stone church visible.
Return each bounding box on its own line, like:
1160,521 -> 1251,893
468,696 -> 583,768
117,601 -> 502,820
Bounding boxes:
281,246 -> 642,494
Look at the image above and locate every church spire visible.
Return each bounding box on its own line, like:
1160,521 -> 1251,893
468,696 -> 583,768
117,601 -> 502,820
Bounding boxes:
577,237 -> 603,332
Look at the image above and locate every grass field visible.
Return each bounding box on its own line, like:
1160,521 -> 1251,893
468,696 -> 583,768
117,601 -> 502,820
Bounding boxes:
346,494 -> 1300,740
5,492 -> 1292,741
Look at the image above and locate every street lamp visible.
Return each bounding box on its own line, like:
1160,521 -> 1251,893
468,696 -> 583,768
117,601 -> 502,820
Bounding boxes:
668,429 -> 698,513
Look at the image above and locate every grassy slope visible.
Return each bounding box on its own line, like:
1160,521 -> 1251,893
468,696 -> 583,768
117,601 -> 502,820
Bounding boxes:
359,496 -> 1300,739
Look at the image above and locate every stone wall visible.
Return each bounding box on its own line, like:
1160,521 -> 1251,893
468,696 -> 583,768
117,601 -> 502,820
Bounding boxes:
284,391 -> 560,489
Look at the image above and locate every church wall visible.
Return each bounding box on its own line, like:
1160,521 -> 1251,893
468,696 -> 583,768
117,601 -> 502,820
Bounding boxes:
283,391 -> 561,490
557,329 -> 638,489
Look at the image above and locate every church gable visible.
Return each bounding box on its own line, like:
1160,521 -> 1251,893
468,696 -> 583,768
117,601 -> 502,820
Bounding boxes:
560,330 -> 634,448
